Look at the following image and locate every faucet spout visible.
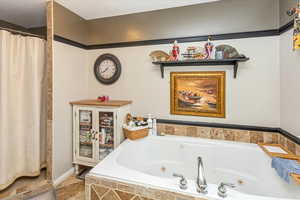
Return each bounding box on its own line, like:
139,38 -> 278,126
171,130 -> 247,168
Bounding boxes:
196,156 -> 208,194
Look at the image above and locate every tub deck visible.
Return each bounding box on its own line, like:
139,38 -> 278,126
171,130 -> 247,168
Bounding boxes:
87,135 -> 300,200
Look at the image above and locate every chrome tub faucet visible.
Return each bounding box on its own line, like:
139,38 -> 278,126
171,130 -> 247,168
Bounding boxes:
196,156 -> 208,194
218,182 -> 235,198
173,173 -> 188,190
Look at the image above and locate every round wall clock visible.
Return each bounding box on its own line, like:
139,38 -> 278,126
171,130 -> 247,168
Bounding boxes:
94,54 -> 122,85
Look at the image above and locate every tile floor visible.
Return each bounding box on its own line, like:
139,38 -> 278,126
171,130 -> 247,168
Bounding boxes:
27,190 -> 55,200
0,169 -> 49,200
55,175 -> 85,200
0,172 -> 86,200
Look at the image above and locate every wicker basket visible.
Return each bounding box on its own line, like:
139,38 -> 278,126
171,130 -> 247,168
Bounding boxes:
123,127 -> 149,140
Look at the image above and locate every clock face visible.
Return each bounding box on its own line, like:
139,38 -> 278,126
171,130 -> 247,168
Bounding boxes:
94,54 -> 122,85
98,59 -> 117,80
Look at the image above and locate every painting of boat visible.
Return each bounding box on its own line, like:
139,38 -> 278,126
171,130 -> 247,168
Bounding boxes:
171,71 -> 225,118
178,90 -> 202,107
187,95 -> 202,100
207,102 -> 217,108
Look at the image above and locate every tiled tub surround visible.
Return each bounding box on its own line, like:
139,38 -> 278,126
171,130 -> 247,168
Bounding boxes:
86,136 -> 300,200
86,175 -> 206,200
157,123 -> 300,156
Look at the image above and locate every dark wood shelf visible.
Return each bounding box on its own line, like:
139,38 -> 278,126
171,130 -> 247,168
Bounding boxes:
152,58 -> 250,79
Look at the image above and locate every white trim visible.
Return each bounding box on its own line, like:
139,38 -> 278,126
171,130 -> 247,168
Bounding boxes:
53,167 -> 75,187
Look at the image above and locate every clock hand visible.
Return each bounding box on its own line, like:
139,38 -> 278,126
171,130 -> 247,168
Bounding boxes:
100,67 -> 109,74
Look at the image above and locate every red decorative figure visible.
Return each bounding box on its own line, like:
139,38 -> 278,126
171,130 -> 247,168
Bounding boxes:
171,40 -> 180,61
97,96 -> 109,102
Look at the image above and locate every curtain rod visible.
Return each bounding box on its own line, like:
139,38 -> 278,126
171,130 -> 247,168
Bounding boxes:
0,26 -> 45,39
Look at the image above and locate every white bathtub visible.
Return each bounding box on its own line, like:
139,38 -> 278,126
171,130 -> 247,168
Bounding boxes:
90,135 -> 300,200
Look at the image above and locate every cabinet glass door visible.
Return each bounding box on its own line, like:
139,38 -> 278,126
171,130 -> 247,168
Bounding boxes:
78,109 -> 94,160
97,111 -> 114,160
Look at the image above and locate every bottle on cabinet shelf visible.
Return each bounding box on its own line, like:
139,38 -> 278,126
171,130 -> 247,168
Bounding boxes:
152,118 -> 157,136
99,128 -> 106,145
147,114 -> 153,136
146,114 -> 157,136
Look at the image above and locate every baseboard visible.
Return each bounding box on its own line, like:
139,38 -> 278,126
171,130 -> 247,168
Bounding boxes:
53,167 -> 74,187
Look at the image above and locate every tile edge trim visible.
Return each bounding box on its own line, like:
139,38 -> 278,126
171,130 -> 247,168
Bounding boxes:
157,119 -> 300,145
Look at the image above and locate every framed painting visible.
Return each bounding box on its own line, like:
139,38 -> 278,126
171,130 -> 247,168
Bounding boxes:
170,71 -> 225,118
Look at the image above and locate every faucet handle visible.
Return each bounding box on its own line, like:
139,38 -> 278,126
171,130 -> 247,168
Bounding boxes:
220,182 -> 235,188
173,173 -> 188,190
218,182 -> 235,198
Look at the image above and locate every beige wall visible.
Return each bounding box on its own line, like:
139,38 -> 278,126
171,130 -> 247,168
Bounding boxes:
279,0 -> 297,26
54,0 -> 279,45
53,1 -> 88,44
53,0 -> 298,44
280,30 -> 300,137
50,0 -> 300,182
53,41 -> 89,180
86,36 -> 280,127
86,0 -> 279,44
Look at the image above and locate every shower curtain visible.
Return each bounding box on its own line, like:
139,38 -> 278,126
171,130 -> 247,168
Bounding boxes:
0,30 -> 47,190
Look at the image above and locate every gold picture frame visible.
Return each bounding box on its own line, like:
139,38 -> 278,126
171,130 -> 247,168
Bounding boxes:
171,71 -> 226,118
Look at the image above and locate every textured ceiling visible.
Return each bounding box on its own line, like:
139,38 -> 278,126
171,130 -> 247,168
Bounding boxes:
55,0 -> 220,20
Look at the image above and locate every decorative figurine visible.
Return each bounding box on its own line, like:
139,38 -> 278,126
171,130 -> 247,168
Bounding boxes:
149,50 -> 170,62
294,19 -> 300,50
170,40 -> 180,61
186,46 -> 197,55
182,46 -> 206,60
215,45 -> 243,59
97,95 -> 109,102
193,52 -> 207,60
287,0 -> 300,50
215,51 -> 224,60
204,36 -> 214,59
286,1 -> 300,17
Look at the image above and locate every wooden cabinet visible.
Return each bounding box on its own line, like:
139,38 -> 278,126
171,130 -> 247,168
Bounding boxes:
70,100 -> 131,173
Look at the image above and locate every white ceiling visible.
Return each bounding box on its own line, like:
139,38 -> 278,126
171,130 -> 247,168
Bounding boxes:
0,0 -> 219,28
55,0 -> 220,20
0,0 -> 46,28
